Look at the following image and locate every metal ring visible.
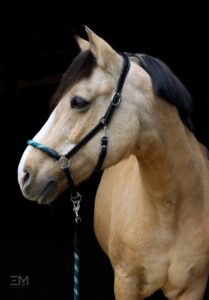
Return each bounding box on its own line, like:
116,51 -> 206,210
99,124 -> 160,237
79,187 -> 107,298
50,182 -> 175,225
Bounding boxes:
111,92 -> 122,106
57,155 -> 70,169
71,191 -> 82,203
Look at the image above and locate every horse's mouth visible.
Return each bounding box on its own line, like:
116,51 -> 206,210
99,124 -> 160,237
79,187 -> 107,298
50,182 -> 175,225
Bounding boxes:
36,181 -> 58,205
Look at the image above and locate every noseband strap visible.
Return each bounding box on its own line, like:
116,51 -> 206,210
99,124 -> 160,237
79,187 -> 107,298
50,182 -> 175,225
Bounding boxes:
27,52 -> 130,192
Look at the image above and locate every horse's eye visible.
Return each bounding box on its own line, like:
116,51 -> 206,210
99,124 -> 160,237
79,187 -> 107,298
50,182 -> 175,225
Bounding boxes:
71,96 -> 90,110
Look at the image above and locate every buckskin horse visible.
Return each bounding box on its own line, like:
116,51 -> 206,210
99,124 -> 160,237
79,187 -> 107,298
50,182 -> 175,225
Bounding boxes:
18,27 -> 209,299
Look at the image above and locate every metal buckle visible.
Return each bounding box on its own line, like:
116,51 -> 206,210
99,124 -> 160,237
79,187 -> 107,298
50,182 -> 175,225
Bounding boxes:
100,116 -> 106,126
101,135 -> 108,149
111,92 -> 122,106
102,125 -> 107,137
57,155 -> 70,169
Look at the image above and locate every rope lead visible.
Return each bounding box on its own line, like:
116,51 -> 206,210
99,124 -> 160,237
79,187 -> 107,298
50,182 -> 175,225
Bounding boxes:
72,193 -> 82,300
73,251 -> 80,300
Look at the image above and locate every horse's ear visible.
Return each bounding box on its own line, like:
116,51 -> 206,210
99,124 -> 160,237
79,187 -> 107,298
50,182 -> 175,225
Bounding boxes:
84,26 -> 120,70
74,34 -> 89,51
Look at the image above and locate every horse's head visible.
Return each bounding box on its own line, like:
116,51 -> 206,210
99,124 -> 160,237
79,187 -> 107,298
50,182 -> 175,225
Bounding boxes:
17,27 -> 153,204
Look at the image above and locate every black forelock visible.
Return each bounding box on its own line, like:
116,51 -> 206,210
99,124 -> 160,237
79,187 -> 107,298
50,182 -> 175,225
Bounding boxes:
50,50 -> 96,109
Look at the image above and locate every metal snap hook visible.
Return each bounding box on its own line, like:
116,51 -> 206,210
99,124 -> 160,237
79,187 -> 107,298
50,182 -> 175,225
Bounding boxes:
71,192 -> 82,223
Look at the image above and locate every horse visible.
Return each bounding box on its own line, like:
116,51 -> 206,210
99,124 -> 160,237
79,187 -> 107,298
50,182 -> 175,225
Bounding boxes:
18,26 -> 209,299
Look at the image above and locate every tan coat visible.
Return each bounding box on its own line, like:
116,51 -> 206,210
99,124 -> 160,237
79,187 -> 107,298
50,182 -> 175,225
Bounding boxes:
18,27 -> 209,299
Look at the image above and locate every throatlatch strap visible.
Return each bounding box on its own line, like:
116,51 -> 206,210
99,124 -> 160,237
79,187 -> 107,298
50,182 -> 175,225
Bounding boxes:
117,52 -> 130,94
95,136 -> 108,172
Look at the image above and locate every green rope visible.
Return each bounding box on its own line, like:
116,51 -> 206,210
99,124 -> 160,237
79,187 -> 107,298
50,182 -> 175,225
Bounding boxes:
73,251 -> 80,300
72,194 -> 82,300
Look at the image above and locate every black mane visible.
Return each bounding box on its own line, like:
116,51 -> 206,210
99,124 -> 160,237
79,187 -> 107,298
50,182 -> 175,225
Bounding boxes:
135,53 -> 193,130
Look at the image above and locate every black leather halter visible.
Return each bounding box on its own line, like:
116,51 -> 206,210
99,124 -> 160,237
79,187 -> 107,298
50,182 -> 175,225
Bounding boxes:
27,52 -> 130,194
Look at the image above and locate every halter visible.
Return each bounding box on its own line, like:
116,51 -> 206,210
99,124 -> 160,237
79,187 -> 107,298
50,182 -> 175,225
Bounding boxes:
27,52 -> 130,195
27,52 -> 130,300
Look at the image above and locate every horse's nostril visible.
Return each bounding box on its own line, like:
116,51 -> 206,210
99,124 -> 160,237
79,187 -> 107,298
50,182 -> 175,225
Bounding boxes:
22,169 -> 31,187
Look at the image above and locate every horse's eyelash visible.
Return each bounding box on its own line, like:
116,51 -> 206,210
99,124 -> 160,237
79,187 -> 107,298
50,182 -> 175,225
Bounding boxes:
71,96 -> 90,109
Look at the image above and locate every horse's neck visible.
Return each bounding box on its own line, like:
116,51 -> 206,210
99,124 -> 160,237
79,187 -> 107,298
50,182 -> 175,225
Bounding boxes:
116,105 -> 209,239
95,102 -> 209,252
135,101 -> 209,217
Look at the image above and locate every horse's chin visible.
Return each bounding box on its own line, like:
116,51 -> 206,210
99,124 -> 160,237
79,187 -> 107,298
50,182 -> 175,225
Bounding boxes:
36,193 -> 57,205
21,169 -> 87,205
23,181 -> 63,205
36,182 -> 66,205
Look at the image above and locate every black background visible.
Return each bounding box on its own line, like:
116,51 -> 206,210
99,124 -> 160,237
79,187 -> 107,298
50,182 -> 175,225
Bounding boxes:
1,1 -> 209,299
